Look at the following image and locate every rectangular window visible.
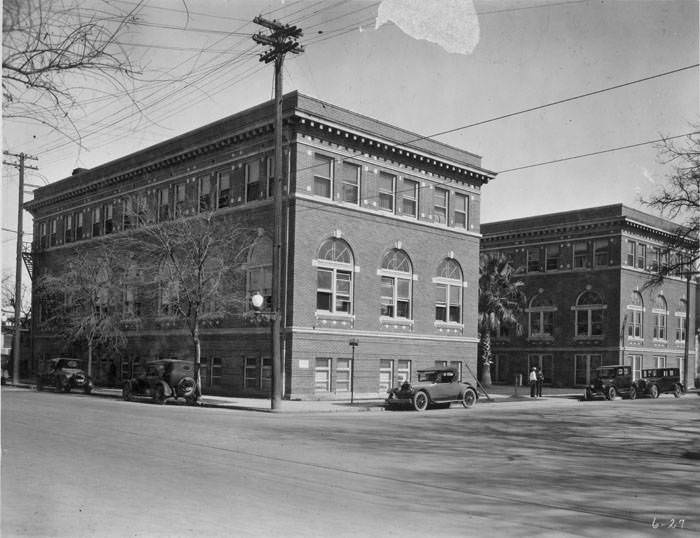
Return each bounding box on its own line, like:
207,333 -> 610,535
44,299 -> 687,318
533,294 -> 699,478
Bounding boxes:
628,309 -> 643,338
636,243 -> 646,270
313,154 -> 333,198
335,271 -> 351,313
315,358 -> 331,391
211,357 -> 222,386
104,203 -> 114,234
245,357 -> 259,389
401,178 -> 419,217
341,162 -> 360,204
594,239 -> 608,267
626,240 -> 636,266
631,355 -> 642,381
380,276 -> 394,317
158,187 -> 169,221
654,313 -> 667,340
92,208 -> 101,237
246,161 -> 260,202
527,248 -> 542,272
649,246 -> 660,272
39,221 -> 47,248
454,193 -> 468,229
574,354 -> 602,385
218,172 -> 231,208
676,315 -> 686,342
655,356 -> 667,368
266,156 -> 274,198
433,187 -> 448,224
174,183 -> 186,216
379,359 -> 394,392
545,245 -> 560,271
573,242 -> 588,268
336,358 -> 351,393
435,283 -> 447,322
397,360 -> 411,384
396,278 -> 410,318
50,219 -> 57,245
64,214 -> 73,243
316,269 -> 332,311
76,213 -> 84,240
378,172 -> 395,212
199,176 -> 212,211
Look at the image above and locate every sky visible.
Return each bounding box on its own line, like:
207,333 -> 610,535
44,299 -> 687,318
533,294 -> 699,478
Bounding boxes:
2,0 -> 699,287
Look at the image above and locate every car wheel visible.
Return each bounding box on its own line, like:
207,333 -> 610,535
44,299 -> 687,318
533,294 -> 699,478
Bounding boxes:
185,396 -> 197,406
177,377 -> 196,398
649,385 -> 659,399
607,387 -> 617,400
584,388 -> 593,401
153,385 -> 166,405
83,385 -> 92,395
628,386 -> 637,400
413,391 -> 429,411
122,383 -> 132,401
462,388 -> 477,408
63,382 -> 71,393
673,384 -> 682,398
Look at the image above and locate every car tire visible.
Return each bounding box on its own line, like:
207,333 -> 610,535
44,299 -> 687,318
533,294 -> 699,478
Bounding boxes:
649,385 -> 659,399
153,385 -> 166,405
673,384 -> 682,398
413,391 -> 429,412
83,386 -> 92,395
185,396 -> 197,406
462,388 -> 477,408
607,387 -> 617,400
584,388 -> 593,401
177,377 -> 196,398
628,386 -> 637,400
63,382 -> 71,393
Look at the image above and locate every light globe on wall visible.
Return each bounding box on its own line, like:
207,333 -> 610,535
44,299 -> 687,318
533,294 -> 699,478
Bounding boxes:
251,291 -> 264,310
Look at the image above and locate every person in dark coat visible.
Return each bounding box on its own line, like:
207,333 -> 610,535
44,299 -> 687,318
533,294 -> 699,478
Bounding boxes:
536,367 -> 544,398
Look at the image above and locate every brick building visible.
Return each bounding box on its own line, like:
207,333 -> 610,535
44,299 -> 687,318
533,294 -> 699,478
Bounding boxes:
26,92 -> 494,399
481,205 -> 698,389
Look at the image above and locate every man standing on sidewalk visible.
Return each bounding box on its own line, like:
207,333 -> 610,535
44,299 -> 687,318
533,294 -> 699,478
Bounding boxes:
529,366 -> 538,398
536,367 -> 544,398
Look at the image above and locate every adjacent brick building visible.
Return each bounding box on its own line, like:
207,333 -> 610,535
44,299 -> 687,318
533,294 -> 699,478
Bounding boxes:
26,92 -> 494,399
481,205 -> 698,390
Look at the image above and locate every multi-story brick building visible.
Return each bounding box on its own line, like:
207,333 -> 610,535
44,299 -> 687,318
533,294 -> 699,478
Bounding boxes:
26,92 -> 494,399
481,204 -> 698,390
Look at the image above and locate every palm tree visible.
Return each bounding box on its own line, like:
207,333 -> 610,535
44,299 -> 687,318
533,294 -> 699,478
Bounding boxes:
478,253 -> 527,387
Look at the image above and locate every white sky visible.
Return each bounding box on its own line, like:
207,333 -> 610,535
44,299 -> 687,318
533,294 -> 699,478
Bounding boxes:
2,0 -> 698,283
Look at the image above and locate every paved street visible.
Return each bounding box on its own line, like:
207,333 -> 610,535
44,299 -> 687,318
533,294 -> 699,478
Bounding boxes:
2,386 -> 699,537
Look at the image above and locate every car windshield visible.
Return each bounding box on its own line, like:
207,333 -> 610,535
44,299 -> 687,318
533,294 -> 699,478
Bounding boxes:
597,368 -> 617,378
417,372 -> 438,382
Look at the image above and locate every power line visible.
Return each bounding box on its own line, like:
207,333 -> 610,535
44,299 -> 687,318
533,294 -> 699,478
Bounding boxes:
498,132 -> 699,174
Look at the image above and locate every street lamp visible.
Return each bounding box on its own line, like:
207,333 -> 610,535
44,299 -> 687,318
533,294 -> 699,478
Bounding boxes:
251,291 -> 280,409
349,338 -> 359,404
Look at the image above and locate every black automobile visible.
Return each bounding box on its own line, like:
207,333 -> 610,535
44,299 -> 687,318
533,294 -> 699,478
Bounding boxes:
634,368 -> 684,399
36,357 -> 94,394
386,368 -> 478,411
584,365 -> 634,401
122,359 -> 197,405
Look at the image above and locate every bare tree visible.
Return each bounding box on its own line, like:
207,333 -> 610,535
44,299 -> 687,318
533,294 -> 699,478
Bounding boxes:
119,205 -> 256,400
2,0 -> 141,142
1,274 -> 31,327
642,132 -> 699,286
35,241 -> 129,377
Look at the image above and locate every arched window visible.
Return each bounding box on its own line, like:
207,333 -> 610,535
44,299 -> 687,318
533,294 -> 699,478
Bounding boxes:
379,249 -> 412,319
247,236 -> 272,311
315,238 -> 354,314
653,295 -> 668,340
626,291 -> 644,338
675,299 -> 687,342
574,290 -> 605,337
528,293 -> 556,337
434,258 -> 463,323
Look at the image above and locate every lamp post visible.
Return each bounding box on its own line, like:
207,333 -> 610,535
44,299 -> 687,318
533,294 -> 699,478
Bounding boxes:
251,291 -> 279,409
348,338 -> 359,404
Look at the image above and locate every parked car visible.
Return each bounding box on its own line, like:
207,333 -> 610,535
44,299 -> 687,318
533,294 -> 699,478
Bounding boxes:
36,357 -> 93,394
385,367 -> 478,411
122,359 -> 197,405
584,365 -> 634,401
634,368 -> 683,399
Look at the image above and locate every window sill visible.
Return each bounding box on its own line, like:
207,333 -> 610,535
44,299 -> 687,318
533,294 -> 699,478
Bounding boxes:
527,335 -> 554,342
434,321 -> 463,335
315,312 -> 354,329
380,317 -> 414,332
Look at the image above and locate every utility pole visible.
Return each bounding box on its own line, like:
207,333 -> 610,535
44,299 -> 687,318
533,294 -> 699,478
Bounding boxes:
3,151 -> 39,385
252,16 -> 303,411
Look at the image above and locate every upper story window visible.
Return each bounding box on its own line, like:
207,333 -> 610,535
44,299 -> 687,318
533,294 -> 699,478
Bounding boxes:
627,291 -> 644,338
75,212 -> 84,240
378,172 -> 395,212
158,187 -> 169,222
636,243 -> 646,270
92,207 -> 101,237
573,241 -> 588,269
315,238 -> 354,314
246,160 -> 261,202
218,172 -> 231,208
625,240 -> 636,267
574,290 -> 605,337
676,299 -> 687,342
247,236 -> 273,312
104,203 -> 114,234
174,183 -> 186,216
433,187 -> 448,224
454,193 -> 468,229
340,162 -> 360,205
50,219 -> 57,246
594,239 -> 609,267
401,178 -> 419,218
158,264 -> 179,316
527,248 -> 542,272
380,249 -> 412,319
528,294 -> 556,338
653,294 -> 668,340
266,156 -> 274,198
545,244 -> 560,271
434,258 -> 463,324
313,154 -> 333,198
64,214 -> 73,243
199,176 -> 212,211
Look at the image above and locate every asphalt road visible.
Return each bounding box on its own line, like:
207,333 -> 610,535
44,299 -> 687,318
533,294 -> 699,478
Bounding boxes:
2,386 -> 699,538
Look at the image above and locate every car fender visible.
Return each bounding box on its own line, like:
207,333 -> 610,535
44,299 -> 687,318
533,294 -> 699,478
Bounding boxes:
157,380 -> 174,398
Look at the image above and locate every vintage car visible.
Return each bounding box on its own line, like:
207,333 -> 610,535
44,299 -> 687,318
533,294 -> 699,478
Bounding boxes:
634,368 -> 684,399
385,367 -> 478,411
36,357 -> 94,394
122,359 -> 197,405
584,365 -> 634,401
